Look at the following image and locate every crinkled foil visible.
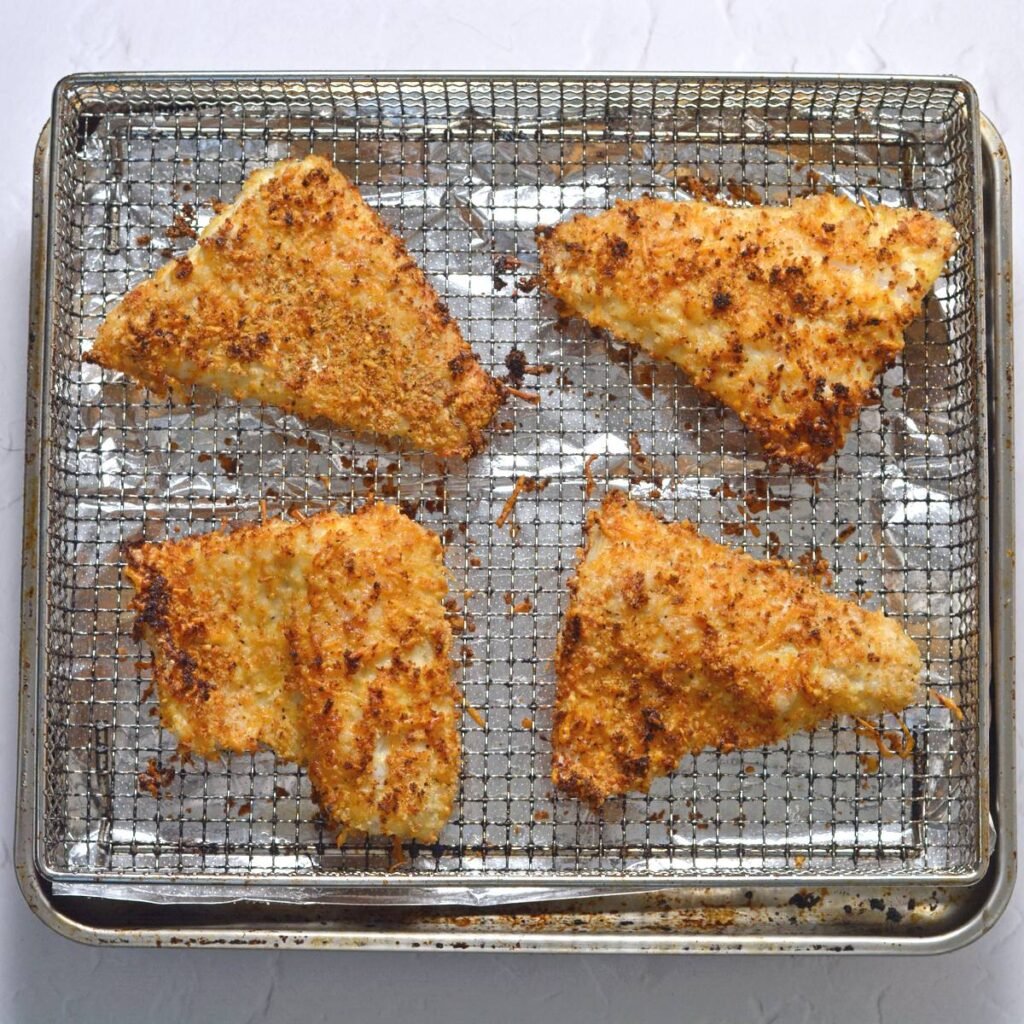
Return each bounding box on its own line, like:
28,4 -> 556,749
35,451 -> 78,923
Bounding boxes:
43,79 -> 983,905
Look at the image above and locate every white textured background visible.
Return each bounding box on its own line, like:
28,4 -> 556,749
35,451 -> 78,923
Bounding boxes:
2,2 -> 1020,1021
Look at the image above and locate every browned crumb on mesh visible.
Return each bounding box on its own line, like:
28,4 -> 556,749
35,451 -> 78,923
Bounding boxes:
504,384 -> 542,405
166,210 -> 197,239
137,758 -> 175,797
495,475 -> 550,529
794,547 -> 833,588
854,717 -> 915,759
628,433 -> 652,476
678,174 -> 722,202
389,835 -> 408,870
725,180 -> 763,205
583,453 -> 599,498
928,687 -> 965,721
504,347 -> 552,388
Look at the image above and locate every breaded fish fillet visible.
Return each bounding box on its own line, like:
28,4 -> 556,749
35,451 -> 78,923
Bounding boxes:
552,493 -> 922,806
537,194 -> 956,467
88,155 -> 501,458
294,510 -> 459,841
127,504 -> 460,842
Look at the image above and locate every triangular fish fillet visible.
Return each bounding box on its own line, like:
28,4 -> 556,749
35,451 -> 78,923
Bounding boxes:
537,194 -> 955,467
88,155 -> 501,458
127,504 -> 460,842
552,493 -> 922,806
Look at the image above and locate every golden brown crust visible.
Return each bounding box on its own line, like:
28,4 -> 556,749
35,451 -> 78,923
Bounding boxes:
552,493 -> 923,806
537,194 -> 956,467
293,508 -> 459,842
88,155 -> 502,458
127,504 -> 459,842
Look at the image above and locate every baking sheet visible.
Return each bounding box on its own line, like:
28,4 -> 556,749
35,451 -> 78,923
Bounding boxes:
39,77 -> 984,903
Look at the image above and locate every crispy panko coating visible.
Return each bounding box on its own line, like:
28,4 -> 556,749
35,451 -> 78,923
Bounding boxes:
537,194 -> 955,467
293,510 -> 459,842
552,493 -> 922,806
88,155 -> 501,458
127,504 -> 460,842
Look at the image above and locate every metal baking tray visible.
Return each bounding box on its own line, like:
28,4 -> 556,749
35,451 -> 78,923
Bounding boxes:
16,74 -> 1014,951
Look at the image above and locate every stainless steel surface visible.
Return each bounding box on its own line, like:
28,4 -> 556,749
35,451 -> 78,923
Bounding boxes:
15,74 -> 1014,950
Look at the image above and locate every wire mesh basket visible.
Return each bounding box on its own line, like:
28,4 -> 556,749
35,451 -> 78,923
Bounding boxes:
36,74 -> 987,895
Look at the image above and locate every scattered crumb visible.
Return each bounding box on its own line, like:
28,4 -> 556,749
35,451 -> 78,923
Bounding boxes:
928,688 -> 965,721
679,173 -> 721,202
495,253 -> 522,272
464,700 -> 486,728
628,432 -> 652,476
504,384 -> 541,405
521,717 -> 534,730
725,180 -> 763,205
390,835 -> 408,870
584,453 -> 598,498
137,759 -> 175,797
166,209 -> 197,240
794,547 -> 833,588
495,475 -> 549,529
503,347 -> 551,388
854,716 -> 915,759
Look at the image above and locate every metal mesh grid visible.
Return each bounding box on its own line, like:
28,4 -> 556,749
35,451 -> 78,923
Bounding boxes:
38,75 -> 984,886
